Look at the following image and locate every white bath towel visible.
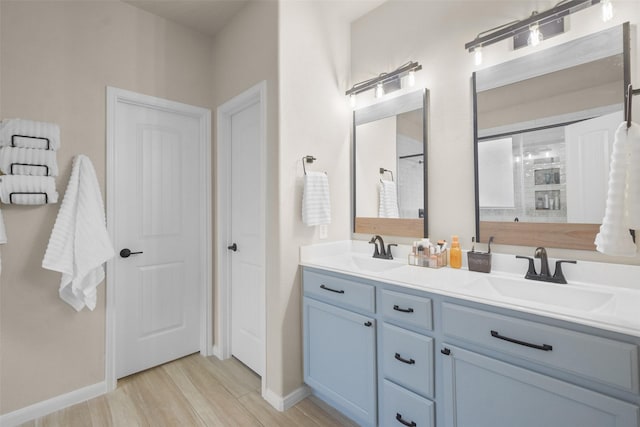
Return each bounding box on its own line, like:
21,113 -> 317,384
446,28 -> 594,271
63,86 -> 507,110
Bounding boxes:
0,175 -> 58,204
42,155 -> 114,311
0,119 -> 60,150
0,146 -> 59,176
378,179 -> 399,218
302,171 -> 331,226
626,123 -> 640,229
595,122 -> 638,256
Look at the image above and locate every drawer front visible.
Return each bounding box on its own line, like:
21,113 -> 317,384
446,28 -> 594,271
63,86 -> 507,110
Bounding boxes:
381,379 -> 434,427
382,323 -> 434,399
304,269 -> 375,313
442,303 -> 639,393
381,289 -> 433,331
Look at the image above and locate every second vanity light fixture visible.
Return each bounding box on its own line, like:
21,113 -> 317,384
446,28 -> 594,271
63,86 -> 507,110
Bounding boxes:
465,0 -> 611,65
346,61 -> 422,107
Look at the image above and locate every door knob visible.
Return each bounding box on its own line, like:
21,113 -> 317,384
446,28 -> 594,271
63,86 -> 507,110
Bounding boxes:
120,248 -> 143,258
227,243 -> 237,252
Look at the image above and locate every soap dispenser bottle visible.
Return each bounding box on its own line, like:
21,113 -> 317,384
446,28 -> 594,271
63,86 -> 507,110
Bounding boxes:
450,235 -> 462,269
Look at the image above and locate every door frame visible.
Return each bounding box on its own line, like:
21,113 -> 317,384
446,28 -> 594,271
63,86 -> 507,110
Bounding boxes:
105,86 -> 212,391
214,81 -> 267,390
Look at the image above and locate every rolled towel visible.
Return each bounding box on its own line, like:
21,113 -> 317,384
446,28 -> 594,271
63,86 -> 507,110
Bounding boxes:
0,119 -> 60,150
0,175 -> 58,205
302,171 -> 331,226
626,122 -> 640,229
0,146 -> 59,176
378,179 -> 399,218
595,122 -> 637,256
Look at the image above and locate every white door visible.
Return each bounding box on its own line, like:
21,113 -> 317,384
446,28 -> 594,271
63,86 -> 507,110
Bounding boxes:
565,111 -> 623,223
113,97 -> 205,379
229,101 -> 265,376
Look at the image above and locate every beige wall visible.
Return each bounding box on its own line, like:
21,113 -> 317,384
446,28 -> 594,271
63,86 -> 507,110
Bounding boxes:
0,0 -> 214,414
352,0 -> 640,265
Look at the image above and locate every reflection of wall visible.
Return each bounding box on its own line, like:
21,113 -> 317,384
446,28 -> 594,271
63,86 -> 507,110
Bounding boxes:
356,116 -> 397,216
397,134 -> 423,218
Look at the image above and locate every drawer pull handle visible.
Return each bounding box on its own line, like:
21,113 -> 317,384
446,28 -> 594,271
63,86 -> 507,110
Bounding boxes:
393,304 -> 414,313
320,284 -> 344,294
364,321 -> 372,327
491,330 -> 553,351
394,352 -> 416,365
396,413 -> 417,427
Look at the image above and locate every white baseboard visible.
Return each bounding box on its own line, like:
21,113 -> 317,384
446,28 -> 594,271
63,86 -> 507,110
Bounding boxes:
263,385 -> 310,412
0,381 -> 107,427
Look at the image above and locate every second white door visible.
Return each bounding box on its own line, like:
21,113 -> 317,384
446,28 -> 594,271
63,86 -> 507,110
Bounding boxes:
229,100 -> 265,376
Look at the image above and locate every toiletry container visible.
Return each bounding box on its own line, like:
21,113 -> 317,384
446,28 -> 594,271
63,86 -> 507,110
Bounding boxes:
450,236 -> 462,269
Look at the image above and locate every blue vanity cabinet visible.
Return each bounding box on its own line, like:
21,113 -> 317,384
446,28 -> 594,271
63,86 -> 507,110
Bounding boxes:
303,269 -> 377,427
441,303 -> 640,427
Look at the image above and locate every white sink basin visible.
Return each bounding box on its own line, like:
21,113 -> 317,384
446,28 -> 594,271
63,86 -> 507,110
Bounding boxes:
466,275 -> 615,312
348,254 -> 405,273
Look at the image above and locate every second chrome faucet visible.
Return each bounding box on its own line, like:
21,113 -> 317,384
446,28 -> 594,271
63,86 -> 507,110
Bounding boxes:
516,247 -> 576,284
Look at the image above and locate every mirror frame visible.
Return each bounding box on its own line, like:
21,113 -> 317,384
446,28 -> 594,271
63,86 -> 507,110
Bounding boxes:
353,88 -> 429,238
472,22 -> 630,250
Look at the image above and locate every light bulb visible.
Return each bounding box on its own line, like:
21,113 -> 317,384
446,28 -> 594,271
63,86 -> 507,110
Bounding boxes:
375,82 -> 384,98
602,0 -> 613,22
407,70 -> 416,87
474,47 -> 483,66
528,23 -> 542,47
349,93 -> 357,108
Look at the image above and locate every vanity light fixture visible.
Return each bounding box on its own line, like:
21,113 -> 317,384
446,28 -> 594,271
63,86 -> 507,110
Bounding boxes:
346,61 -> 422,106
465,0 -> 603,57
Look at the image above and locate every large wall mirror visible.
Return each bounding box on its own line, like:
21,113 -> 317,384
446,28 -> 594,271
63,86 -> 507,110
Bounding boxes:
353,89 -> 429,237
473,23 -> 630,250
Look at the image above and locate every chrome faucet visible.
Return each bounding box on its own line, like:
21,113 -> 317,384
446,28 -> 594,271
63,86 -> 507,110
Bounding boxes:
516,247 -> 576,284
369,235 -> 397,260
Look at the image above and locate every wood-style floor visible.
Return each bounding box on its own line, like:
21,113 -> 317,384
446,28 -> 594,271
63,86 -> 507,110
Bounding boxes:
20,354 -> 358,427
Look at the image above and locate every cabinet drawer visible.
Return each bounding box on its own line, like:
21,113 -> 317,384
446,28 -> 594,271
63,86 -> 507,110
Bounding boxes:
304,269 -> 375,313
381,379 -> 434,427
442,303 -> 639,393
381,289 -> 433,331
382,323 -> 434,399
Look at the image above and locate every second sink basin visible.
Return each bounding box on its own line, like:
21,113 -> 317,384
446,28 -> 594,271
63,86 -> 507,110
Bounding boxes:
465,275 -> 615,312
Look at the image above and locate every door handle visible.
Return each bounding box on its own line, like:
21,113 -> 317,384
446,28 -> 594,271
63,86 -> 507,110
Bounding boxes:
227,243 -> 237,252
120,248 -> 143,258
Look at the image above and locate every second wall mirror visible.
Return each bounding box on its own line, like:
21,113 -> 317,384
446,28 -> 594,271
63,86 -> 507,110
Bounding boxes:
353,89 -> 429,238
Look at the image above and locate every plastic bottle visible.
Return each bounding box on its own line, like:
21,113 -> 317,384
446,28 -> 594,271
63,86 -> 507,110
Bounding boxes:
450,235 -> 462,269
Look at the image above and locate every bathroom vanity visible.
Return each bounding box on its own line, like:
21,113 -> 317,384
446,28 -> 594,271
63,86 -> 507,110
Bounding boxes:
301,241 -> 640,427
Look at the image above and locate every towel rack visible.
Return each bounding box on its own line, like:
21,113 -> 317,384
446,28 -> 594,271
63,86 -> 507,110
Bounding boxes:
10,162 -> 50,176
380,167 -> 394,181
627,84 -> 640,129
11,134 -> 51,150
302,155 -> 316,175
9,192 -> 48,204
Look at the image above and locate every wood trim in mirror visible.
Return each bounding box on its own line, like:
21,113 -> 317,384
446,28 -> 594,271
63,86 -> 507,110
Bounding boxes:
355,217 -> 423,238
479,221 -> 599,251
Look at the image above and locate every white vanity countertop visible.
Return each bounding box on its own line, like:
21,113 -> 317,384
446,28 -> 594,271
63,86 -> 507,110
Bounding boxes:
300,240 -> 640,338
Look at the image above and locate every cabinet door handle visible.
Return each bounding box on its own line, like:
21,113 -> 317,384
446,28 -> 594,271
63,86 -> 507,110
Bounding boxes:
393,304 -> 414,313
364,321 -> 372,327
441,347 -> 451,356
395,412 -> 417,427
491,330 -> 553,351
394,352 -> 415,365
320,284 -> 344,294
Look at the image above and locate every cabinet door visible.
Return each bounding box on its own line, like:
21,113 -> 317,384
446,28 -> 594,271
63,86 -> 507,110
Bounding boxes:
442,345 -> 639,427
303,297 -> 377,427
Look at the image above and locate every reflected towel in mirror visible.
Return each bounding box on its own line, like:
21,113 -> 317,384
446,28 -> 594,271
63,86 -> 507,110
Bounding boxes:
302,171 -> 331,226
378,179 -> 399,218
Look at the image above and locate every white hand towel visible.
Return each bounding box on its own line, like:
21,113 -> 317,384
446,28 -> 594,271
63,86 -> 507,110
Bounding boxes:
0,175 -> 58,204
0,146 -> 59,176
626,123 -> 640,229
595,122 -> 637,256
42,155 -> 115,311
302,171 -> 331,226
0,119 -> 60,150
378,179 -> 399,218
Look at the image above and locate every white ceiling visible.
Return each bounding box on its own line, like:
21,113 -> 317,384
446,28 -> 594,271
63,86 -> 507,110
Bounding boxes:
123,0 -> 385,39
123,0 -> 249,38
